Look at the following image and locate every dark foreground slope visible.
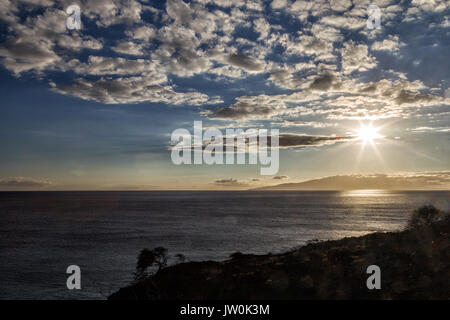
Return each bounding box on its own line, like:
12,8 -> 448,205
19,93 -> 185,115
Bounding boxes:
109,218 -> 449,300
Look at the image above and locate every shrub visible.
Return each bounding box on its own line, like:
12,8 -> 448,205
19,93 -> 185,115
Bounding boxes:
229,251 -> 243,259
407,205 -> 444,229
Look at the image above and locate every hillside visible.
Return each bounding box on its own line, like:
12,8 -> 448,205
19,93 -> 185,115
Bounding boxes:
252,174 -> 450,190
109,217 -> 450,300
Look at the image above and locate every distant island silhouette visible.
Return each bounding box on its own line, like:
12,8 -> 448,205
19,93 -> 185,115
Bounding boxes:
252,174 -> 450,190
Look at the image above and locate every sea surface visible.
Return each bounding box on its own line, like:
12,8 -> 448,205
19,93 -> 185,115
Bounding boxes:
0,190 -> 449,299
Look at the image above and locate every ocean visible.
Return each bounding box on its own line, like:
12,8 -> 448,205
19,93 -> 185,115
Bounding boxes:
0,190 -> 448,299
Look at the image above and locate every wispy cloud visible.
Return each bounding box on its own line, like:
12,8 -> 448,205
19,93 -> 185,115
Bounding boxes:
0,0 -> 447,120
214,178 -> 249,187
0,177 -> 51,189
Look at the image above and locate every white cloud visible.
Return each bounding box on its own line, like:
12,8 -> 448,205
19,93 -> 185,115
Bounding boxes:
271,0 -> 288,10
341,41 -> 378,75
0,177 -> 51,189
112,41 -> 145,56
52,76 -> 223,105
211,97 -> 287,121
0,0 -> 448,120
371,35 -> 405,52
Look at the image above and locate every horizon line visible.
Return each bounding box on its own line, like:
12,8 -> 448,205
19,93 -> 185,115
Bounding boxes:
0,188 -> 449,192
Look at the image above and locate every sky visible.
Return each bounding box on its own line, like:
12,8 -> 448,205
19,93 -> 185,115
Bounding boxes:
0,0 -> 449,190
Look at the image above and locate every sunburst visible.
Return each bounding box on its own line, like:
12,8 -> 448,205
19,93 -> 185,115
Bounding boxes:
355,124 -> 382,144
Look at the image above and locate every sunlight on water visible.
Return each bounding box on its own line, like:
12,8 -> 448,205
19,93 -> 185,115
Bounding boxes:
0,190 -> 448,299
342,189 -> 393,197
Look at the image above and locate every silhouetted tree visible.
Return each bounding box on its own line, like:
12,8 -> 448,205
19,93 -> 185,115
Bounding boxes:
134,247 -> 168,281
152,247 -> 168,270
135,248 -> 155,281
407,205 -> 444,229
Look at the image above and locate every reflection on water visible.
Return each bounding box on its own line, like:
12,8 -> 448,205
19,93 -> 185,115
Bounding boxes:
0,190 -> 448,299
342,189 -> 394,197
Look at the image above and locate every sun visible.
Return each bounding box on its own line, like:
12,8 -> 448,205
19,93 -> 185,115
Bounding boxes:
356,124 -> 382,143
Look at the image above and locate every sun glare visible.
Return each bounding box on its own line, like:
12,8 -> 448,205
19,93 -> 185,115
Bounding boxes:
356,125 -> 382,143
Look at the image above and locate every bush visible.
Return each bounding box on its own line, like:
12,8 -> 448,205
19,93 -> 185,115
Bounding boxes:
229,251 -> 243,259
407,205 -> 445,229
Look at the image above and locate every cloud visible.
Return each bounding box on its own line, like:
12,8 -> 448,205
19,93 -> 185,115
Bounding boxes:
211,99 -> 286,120
319,14 -> 365,30
0,38 -> 60,75
211,76 -> 450,123
395,90 -> 438,105
371,35 -> 405,52
341,41 -> 377,75
166,0 -> 193,25
271,0 -> 288,10
51,77 -> 223,105
84,0 -> 144,27
286,35 -> 333,59
112,41 -> 145,56
226,53 -> 264,72
0,0 -> 225,104
279,120 -> 337,128
410,126 -> 450,133
0,7 -> 104,75
125,25 -> 157,41
278,133 -> 353,148
309,72 -> 337,91
71,56 -> 162,76
0,177 -> 51,189
171,130 -> 352,154
214,178 -> 249,187
0,0 -> 448,124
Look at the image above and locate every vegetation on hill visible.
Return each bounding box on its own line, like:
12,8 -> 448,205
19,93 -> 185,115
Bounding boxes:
109,205 -> 449,300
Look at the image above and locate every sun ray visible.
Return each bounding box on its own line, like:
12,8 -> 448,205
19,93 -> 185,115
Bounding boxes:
349,122 -> 387,170
355,124 -> 382,143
